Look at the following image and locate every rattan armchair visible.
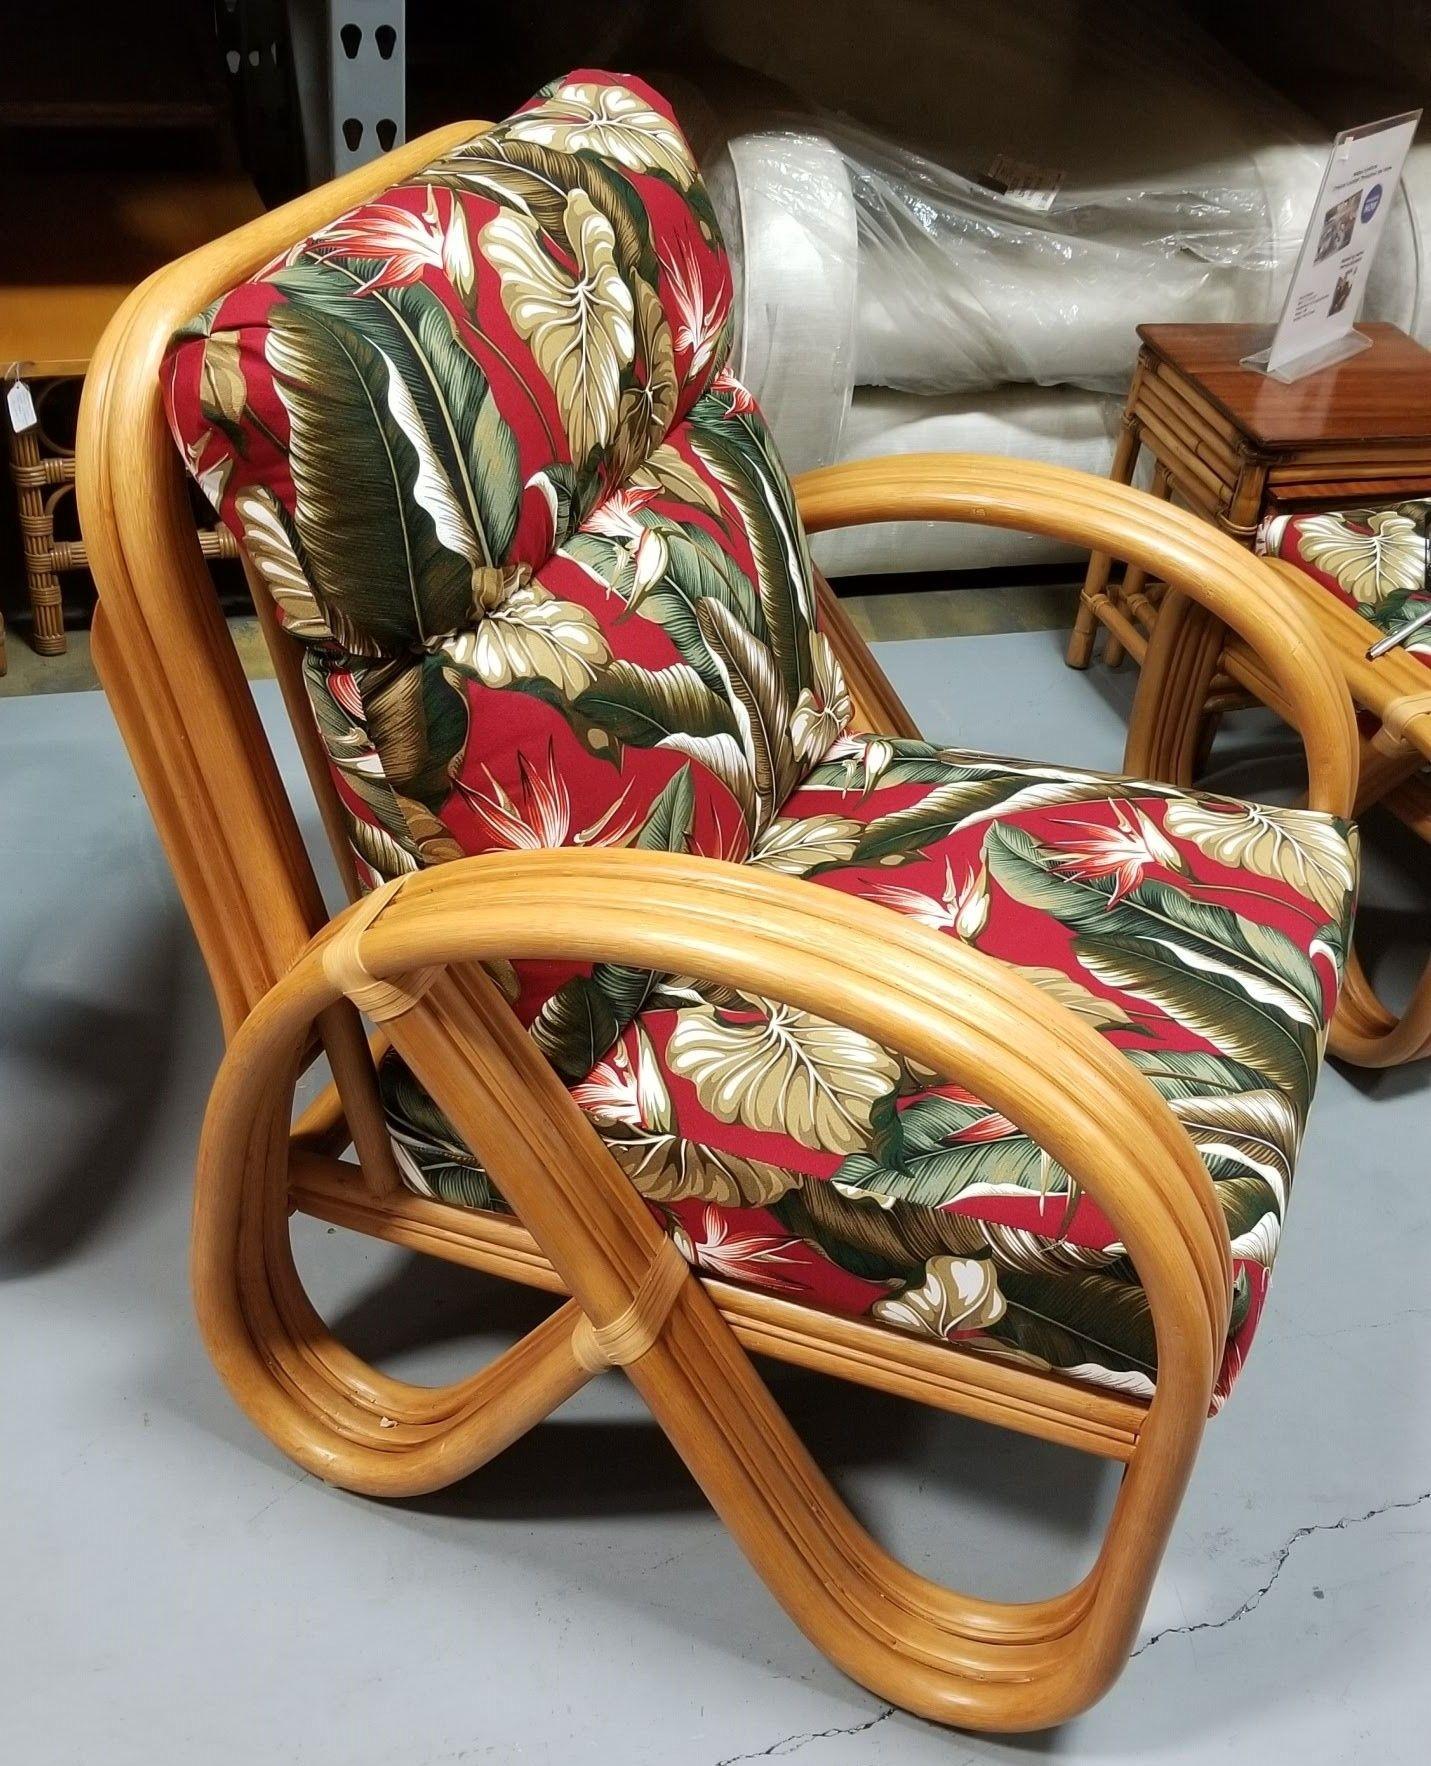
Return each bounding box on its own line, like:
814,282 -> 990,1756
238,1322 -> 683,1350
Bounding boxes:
76,74 -> 1361,1731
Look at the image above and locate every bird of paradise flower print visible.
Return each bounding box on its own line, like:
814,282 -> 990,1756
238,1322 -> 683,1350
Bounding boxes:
1047,800 -> 1187,906
307,185 -> 475,297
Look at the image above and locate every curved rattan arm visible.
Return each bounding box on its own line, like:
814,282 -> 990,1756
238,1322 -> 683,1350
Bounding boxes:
198,847 -> 1233,1723
794,454 -> 1360,817
213,848 -> 1231,1393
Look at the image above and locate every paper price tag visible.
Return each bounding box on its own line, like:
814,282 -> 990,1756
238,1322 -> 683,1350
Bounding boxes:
6,379 -> 38,434
984,153 -> 1065,214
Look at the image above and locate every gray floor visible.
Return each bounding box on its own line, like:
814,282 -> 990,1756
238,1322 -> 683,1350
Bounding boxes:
3,628 -> 1428,1765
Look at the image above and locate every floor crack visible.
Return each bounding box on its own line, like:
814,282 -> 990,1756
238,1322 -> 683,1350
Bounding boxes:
1134,1488 -> 1431,1656
714,1705 -> 895,1763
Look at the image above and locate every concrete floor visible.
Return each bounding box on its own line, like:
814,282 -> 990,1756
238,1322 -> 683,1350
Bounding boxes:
3,628 -> 1428,1764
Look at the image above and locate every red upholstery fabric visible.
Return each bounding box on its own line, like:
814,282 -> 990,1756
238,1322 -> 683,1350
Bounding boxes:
163,73 -> 845,1051
383,737 -> 1356,1408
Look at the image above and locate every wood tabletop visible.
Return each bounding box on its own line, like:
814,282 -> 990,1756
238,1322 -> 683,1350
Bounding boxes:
1136,322 -> 1431,452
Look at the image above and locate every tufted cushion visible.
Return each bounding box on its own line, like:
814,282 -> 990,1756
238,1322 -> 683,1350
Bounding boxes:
164,71 -> 847,1045
382,738 -> 1356,1409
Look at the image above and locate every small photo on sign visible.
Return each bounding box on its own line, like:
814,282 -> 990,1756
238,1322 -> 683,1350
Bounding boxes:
1329,267 -> 1358,315
1316,190 -> 1363,263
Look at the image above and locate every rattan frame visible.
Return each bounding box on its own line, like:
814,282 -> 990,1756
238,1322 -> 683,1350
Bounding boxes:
76,125 -> 1360,1731
1217,563 -> 1431,1066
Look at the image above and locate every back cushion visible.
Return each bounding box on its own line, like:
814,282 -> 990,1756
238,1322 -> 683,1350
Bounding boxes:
163,70 -> 849,1071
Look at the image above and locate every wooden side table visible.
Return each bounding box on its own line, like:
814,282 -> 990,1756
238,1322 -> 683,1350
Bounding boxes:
1065,322 -> 1431,1067
1,170 -> 261,668
1067,322 -> 1431,674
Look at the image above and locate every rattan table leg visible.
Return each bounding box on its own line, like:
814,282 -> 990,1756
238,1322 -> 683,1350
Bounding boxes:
1104,460 -> 1172,669
6,418 -> 68,655
1067,416 -> 1141,668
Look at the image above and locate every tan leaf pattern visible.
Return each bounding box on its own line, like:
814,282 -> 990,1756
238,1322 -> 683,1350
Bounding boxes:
198,332 -> 247,425
1164,799 -> 1359,919
607,1133 -> 798,1207
1013,965 -> 1139,1033
481,191 -> 634,459
666,999 -> 900,1154
235,487 -> 330,642
790,630 -> 854,769
506,79 -> 696,185
872,1257 -> 1007,1341
447,582 -> 611,695
630,440 -> 720,514
1293,507 -> 1425,604
748,812 -> 861,875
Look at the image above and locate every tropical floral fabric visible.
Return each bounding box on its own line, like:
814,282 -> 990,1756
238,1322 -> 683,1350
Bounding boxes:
1260,500 -> 1431,666
290,379 -> 840,1039
163,71 -> 1356,1410
385,736 -> 1355,1408
163,71 -> 841,1036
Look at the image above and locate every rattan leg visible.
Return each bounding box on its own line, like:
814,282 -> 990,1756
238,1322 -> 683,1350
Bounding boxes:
1332,949 -> 1431,1067
1104,462 -> 1172,670
1126,589 -> 1227,789
1067,419 -> 1141,669
319,871 -> 1230,1732
6,415 -> 68,655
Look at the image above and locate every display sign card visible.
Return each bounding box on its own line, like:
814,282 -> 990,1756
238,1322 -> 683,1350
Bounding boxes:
1252,110 -> 1421,382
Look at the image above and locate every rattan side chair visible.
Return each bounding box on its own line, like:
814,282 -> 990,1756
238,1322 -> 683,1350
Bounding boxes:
76,73 -> 1363,1732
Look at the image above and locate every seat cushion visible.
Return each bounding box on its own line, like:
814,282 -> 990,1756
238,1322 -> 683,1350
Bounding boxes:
163,71 -> 848,1048
383,737 -> 1357,1408
1260,500 -> 1431,667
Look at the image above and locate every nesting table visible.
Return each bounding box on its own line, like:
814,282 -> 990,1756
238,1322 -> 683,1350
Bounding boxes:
1068,322 -> 1431,672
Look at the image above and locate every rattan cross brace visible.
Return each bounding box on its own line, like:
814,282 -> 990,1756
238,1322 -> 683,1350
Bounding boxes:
1374,689 -> 1431,752
569,1238 -> 690,1373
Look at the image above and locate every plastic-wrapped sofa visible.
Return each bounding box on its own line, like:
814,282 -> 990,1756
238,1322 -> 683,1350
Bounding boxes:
697,0 -> 1431,577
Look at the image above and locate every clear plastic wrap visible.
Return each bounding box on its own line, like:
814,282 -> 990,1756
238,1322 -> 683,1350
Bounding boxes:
709,104 -> 1349,400
696,0 -> 1423,398
695,0 -> 1429,579
835,114 -> 1319,395
705,128 -> 857,473
810,384 -> 1143,579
